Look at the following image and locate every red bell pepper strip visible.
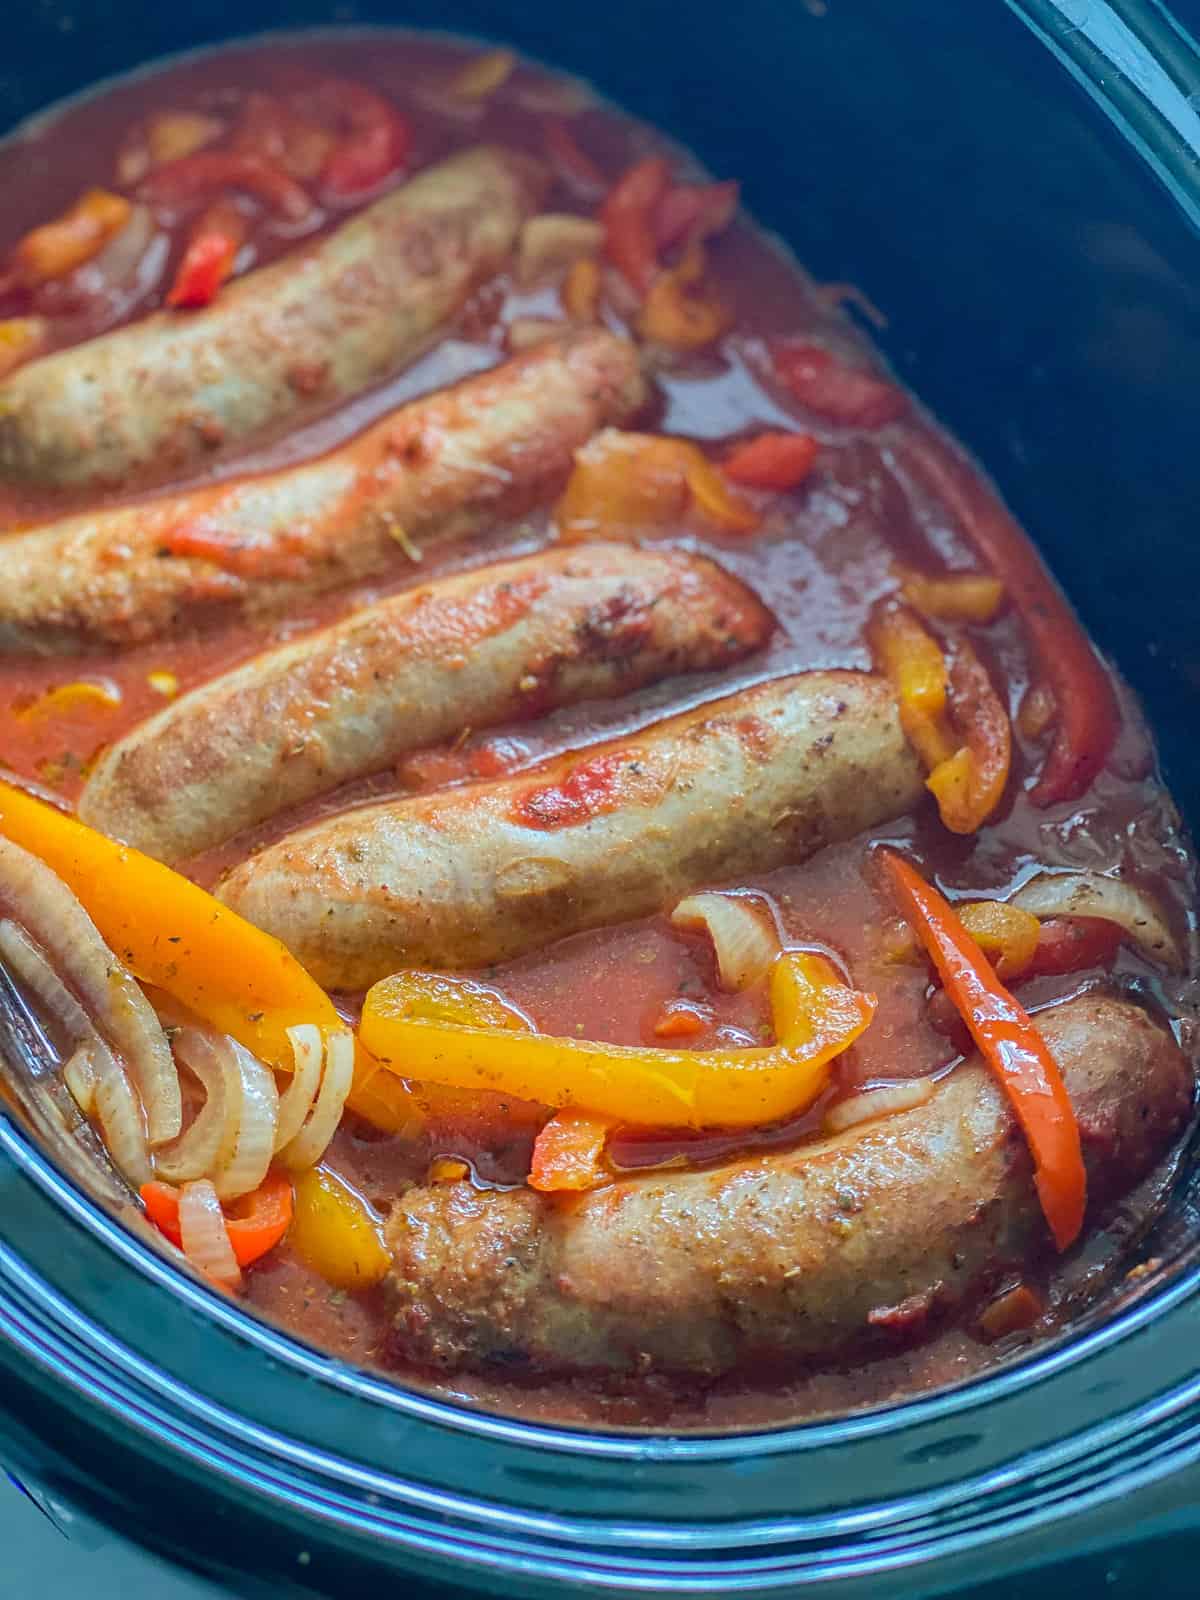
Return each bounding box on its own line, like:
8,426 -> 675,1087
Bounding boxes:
897,426 -> 1120,806
312,79 -> 411,198
542,117 -> 607,196
141,152 -> 313,223
141,1171 -> 294,1267
166,200 -> 246,309
656,179 -> 739,252
881,850 -> 1086,1251
723,431 -> 819,491
600,156 -> 672,295
771,340 -> 909,428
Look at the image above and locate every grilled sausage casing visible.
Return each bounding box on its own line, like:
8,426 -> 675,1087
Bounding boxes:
217,670 -> 926,987
80,545 -> 772,863
0,146 -> 546,490
386,995 -> 1193,1377
0,329 -> 647,653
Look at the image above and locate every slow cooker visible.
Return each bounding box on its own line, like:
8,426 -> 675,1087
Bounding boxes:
2,1 -> 1200,1594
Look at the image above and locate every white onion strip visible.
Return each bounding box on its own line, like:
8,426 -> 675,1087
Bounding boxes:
824,1078 -> 934,1135
62,1045 -> 98,1116
212,1041 -> 278,1202
274,1025 -> 324,1153
91,1046 -> 154,1188
279,1030 -> 354,1172
1010,871 -> 1182,971
178,1179 -> 241,1289
671,892 -> 779,991
0,837 -> 180,1144
155,1029 -> 238,1184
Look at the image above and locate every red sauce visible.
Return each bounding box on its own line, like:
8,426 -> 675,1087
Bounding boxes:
0,29 -> 1196,1432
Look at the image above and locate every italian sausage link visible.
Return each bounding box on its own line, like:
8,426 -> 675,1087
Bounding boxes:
217,670 -> 926,988
0,146 -> 546,490
80,545 -> 772,864
386,995 -> 1193,1378
0,328 -> 647,653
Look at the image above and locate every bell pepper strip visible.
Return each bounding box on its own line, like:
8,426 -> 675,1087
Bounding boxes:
139,152 -> 313,223
361,951 -> 874,1130
866,599 -> 957,771
543,117 -> 607,196
601,156 -> 672,296
141,1170 -> 294,1268
925,637 -> 1012,836
311,79 -> 411,198
117,112 -> 226,185
288,1165 -> 391,1290
896,426 -> 1119,806
896,565 -> 1006,624
723,431 -> 819,491
557,430 -> 759,539
562,255 -> 601,321
771,340 -> 908,429
638,243 -> 731,351
16,679 -> 122,721
449,48 -> 517,100
0,317 -> 47,379
0,777 -> 406,1130
880,850 -> 1086,1251
13,189 -> 133,284
529,1109 -> 616,1192
167,200 -> 247,309
957,901 -> 1042,979
231,93 -> 333,181
656,180 -> 739,252
1026,916 -> 1123,978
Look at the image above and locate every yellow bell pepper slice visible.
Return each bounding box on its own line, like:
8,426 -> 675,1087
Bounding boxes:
289,1165 -> 391,1291
361,951 -> 874,1130
556,429 -> 759,541
0,779 -> 410,1130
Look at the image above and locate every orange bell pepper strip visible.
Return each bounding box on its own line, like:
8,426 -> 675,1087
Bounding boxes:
881,850 -> 1086,1250
556,430 -> 758,539
637,243 -> 731,351
895,565 -> 1006,624
140,152 -> 313,223
866,599 -> 957,771
956,901 -> 1042,979
0,778 -> 407,1130
600,156 -> 672,295
167,199 -> 246,309
361,950 -> 874,1130
528,1110 -> 616,1192
13,189 -> 132,284
0,318 -> 47,380
723,432 -> 819,491
925,637 -> 1012,835
288,1165 -> 391,1290
141,1170 -> 294,1268
896,426 -> 1119,806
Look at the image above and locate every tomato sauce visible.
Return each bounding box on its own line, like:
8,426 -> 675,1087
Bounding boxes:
0,29 -> 1197,1431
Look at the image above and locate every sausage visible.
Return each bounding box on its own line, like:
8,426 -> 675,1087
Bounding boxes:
79,545 -> 772,864
217,670 -> 926,988
0,146 -> 546,491
0,328 -> 647,653
384,995 -> 1193,1378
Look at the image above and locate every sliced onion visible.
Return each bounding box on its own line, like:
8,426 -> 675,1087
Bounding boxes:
671,892 -> 779,991
91,1045 -> 154,1187
275,1024 -> 323,1153
824,1077 -> 934,1135
1010,871 -> 1182,971
279,1030 -> 353,1172
507,316 -> 568,353
178,1179 -> 241,1290
62,1044 -> 97,1116
155,1028 -> 238,1184
0,838 -> 180,1144
212,1041 -> 278,1202
517,213 -> 604,285
0,918 -> 94,1046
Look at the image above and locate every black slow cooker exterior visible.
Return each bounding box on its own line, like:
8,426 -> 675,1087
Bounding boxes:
3,2 -> 1200,1595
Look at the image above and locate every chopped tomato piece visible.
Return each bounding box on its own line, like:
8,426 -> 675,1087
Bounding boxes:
723,431 -> 819,491
140,152 -> 313,222
882,850 -> 1086,1251
656,180 -> 739,252
638,243 -> 731,351
771,340 -> 908,428
13,189 -> 132,284
528,1109 -> 615,1192
167,199 -> 246,309
600,156 -> 672,295
653,1000 -> 713,1038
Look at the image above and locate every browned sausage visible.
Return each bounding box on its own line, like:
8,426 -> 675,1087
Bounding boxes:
217,670 -> 926,988
79,545 -> 772,863
385,995 -> 1193,1378
0,146 -> 546,490
0,328 -> 647,653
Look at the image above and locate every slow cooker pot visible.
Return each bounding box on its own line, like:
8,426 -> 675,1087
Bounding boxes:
2,1 -> 1200,1595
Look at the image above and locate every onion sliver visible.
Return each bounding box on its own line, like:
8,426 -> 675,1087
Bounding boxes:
0,917 -> 94,1046
824,1077 -> 934,1135
517,213 -> 604,284
671,892 -> 779,991
0,837 -> 180,1143
156,1028 -> 238,1184
91,1046 -> 154,1187
179,1179 -> 241,1289
280,1030 -> 354,1172
62,1044 -> 98,1116
1011,871 -> 1182,971
212,1041 -> 278,1201
274,1024 -> 323,1153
